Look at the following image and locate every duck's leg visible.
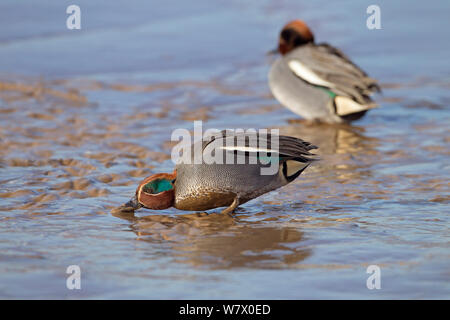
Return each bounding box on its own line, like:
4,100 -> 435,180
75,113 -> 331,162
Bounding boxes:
221,196 -> 240,216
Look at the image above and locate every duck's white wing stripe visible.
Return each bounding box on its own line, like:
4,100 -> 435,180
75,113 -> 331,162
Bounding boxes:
288,60 -> 334,88
220,146 -> 280,153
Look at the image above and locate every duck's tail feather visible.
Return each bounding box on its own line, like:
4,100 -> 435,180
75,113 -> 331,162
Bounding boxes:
334,95 -> 377,116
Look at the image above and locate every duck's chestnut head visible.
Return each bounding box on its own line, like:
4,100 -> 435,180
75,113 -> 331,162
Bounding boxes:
125,171 -> 176,211
278,20 -> 314,54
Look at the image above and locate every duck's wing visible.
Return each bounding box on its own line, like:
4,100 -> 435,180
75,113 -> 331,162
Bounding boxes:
286,43 -> 380,115
203,130 -> 318,163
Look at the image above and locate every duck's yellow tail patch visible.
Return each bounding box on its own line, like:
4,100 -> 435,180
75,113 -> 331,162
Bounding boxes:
335,96 -> 377,116
285,160 -> 308,177
282,160 -> 311,182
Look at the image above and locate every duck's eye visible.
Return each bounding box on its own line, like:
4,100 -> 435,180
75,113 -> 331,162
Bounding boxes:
281,29 -> 293,42
142,182 -> 155,194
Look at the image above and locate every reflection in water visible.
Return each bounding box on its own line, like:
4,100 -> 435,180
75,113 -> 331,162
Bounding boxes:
112,210 -> 310,269
279,121 -> 378,156
279,121 -> 380,184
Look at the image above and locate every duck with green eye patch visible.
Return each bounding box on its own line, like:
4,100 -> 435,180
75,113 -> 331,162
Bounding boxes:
143,179 -> 174,194
118,131 -> 318,215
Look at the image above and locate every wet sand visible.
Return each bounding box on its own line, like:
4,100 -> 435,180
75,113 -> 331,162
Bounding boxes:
0,0 -> 449,298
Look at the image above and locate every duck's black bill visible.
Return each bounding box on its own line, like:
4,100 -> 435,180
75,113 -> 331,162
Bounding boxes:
266,48 -> 279,55
123,196 -> 143,210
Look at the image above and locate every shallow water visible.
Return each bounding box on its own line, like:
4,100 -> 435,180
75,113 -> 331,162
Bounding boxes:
0,0 -> 449,299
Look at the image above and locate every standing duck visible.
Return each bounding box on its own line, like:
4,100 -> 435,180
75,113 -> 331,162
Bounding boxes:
119,131 -> 317,214
269,20 -> 380,124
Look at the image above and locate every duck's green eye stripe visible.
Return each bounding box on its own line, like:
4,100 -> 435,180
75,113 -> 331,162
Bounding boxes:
143,179 -> 173,194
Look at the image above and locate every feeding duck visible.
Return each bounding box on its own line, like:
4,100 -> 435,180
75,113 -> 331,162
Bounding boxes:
118,130 -> 317,214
